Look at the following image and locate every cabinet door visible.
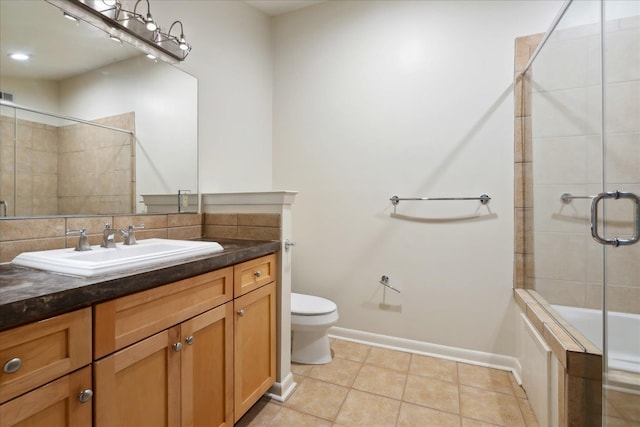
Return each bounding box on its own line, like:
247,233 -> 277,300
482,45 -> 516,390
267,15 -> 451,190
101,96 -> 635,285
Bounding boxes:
181,304 -> 233,427
0,366 -> 92,427
0,308 -> 92,403
233,282 -> 276,422
94,328 -> 181,427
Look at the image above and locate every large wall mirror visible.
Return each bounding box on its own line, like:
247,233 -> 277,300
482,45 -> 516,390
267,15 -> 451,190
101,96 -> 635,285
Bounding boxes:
0,0 -> 198,218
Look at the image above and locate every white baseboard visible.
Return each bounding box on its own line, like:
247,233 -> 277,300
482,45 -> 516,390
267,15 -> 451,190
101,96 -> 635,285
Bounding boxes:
329,326 -> 522,383
266,373 -> 297,402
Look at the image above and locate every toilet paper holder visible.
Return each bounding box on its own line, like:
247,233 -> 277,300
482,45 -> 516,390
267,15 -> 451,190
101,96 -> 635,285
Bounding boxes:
379,275 -> 400,293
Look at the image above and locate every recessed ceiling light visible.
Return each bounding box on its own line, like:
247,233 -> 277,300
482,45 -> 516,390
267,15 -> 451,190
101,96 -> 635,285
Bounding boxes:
146,53 -> 156,60
9,53 -> 30,61
110,35 -> 122,43
63,12 -> 78,21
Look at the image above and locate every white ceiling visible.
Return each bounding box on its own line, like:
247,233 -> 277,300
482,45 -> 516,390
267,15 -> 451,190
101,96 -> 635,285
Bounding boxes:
0,1 -> 141,81
244,0 -> 325,16
0,1 -> 325,82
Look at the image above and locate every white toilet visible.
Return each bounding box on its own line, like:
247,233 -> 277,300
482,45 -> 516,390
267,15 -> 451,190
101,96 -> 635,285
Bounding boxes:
291,292 -> 339,364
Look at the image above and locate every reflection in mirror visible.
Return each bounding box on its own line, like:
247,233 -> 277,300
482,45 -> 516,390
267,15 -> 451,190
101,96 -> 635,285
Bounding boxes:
0,0 -> 198,218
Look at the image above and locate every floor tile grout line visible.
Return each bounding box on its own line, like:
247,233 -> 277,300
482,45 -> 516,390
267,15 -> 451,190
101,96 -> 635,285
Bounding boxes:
332,344 -> 371,424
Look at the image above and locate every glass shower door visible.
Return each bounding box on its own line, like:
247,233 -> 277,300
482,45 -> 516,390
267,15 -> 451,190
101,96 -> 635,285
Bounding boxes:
601,1 -> 640,424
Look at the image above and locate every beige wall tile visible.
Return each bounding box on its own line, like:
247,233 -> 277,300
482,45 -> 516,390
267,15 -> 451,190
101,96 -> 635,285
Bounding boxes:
514,253 -> 525,289
0,237 -> 65,262
0,218 -> 66,241
237,226 -> 280,241
168,213 -> 202,227
167,226 -> 202,240
205,213 -> 238,226
606,285 -> 640,315
204,225 -> 238,239
238,213 -> 280,227
113,214 -> 167,230
135,228 -> 168,240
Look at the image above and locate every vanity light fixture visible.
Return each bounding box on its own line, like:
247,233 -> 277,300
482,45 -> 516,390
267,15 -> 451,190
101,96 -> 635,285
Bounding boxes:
133,0 -> 157,31
9,53 -> 30,61
168,21 -> 190,51
47,0 -> 192,63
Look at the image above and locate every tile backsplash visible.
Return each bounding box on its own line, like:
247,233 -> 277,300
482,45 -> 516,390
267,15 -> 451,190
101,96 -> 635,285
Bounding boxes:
0,212 -> 281,263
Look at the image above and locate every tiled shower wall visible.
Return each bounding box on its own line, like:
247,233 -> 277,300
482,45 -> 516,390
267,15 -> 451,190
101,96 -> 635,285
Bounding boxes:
0,112 -> 135,216
514,33 -> 542,290
57,112 -> 135,215
0,115 -> 59,216
515,16 -> 640,314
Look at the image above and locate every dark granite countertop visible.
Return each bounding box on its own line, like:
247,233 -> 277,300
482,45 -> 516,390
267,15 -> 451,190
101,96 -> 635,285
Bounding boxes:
0,238 -> 280,332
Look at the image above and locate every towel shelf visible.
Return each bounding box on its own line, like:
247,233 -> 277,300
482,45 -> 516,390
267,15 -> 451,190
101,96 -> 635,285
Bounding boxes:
390,194 -> 491,206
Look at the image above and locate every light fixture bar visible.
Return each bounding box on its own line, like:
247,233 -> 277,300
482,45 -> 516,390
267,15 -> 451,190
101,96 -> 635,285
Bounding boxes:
45,0 -> 190,63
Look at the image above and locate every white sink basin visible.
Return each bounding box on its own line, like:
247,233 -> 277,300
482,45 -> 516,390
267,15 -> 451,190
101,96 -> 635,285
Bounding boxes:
11,238 -> 224,277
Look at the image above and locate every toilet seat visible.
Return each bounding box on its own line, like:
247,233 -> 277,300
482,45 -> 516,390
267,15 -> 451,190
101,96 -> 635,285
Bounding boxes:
291,293 -> 337,315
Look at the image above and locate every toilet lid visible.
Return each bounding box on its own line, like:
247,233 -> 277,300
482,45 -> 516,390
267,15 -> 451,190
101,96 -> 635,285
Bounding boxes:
291,292 -> 337,315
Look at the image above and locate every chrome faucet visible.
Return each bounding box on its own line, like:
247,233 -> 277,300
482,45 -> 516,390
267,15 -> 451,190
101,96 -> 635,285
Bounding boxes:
66,228 -> 92,251
120,224 -> 144,245
101,223 -> 118,248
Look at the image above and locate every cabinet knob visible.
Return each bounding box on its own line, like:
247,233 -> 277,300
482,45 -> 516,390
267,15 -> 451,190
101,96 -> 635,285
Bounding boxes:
254,271 -> 261,278
237,309 -> 245,317
173,342 -> 183,352
3,357 -> 22,374
78,389 -> 94,403
185,336 -> 194,345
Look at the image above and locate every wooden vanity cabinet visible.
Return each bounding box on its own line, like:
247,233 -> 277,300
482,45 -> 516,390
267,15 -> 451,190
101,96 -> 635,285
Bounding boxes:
94,303 -> 234,427
0,251 -> 277,427
0,309 -> 93,427
94,267 -> 234,427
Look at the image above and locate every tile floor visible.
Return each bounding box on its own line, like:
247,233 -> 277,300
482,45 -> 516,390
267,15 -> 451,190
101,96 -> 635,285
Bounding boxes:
236,338 -> 540,426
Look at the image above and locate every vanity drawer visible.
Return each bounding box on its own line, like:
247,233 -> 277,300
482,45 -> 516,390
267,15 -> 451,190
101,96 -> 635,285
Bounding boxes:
94,267 -> 233,359
234,254 -> 277,297
0,308 -> 92,404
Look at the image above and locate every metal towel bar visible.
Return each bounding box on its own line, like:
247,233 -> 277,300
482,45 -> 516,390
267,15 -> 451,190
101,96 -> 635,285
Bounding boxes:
561,193 -> 595,204
390,194 -> 491,206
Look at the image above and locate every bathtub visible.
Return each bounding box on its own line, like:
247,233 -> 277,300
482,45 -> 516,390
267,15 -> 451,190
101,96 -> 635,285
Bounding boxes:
552,305 -> 640,375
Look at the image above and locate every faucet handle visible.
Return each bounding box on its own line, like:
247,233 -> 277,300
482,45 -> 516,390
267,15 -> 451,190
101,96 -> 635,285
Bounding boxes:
122,223 -> 144,245
66,228 -> 92,252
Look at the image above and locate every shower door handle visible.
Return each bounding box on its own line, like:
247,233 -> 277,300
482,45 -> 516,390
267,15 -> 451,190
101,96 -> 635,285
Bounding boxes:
590,190 -> 640,247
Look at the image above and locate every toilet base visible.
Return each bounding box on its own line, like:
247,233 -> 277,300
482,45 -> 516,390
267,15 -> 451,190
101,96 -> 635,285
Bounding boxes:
291,328 -> 333,365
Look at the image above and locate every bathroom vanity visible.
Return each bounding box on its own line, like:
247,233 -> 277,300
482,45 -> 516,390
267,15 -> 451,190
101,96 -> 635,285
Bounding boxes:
0,239 -> 279,426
